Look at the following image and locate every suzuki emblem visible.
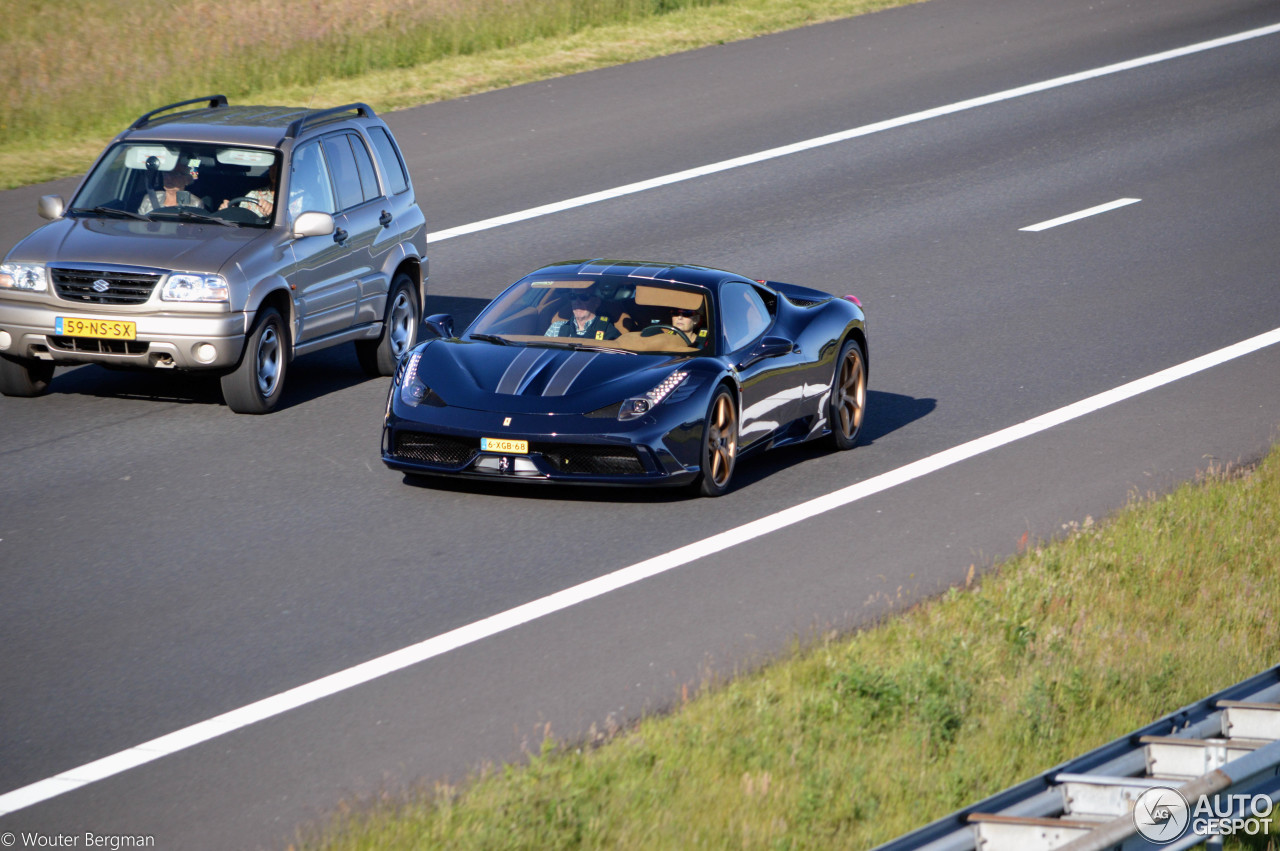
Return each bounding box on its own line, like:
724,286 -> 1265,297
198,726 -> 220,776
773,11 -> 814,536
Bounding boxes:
92,279 -> 110,293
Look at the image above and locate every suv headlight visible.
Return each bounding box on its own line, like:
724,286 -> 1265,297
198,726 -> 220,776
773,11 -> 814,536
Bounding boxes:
161,273 -> 229,303
619,370 -> 689,421
0,262 -> 48,292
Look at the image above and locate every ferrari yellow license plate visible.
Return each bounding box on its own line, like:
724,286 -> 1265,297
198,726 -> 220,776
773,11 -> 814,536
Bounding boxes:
480,437 -> 528,454
55,316 -> 137,340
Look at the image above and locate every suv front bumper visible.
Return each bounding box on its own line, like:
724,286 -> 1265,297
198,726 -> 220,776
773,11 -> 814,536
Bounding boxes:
0,300 -> 248,370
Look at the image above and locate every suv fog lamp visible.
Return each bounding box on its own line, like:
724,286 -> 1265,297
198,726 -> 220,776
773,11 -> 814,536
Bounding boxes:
0,331 -> 12,350
0,262 -> 48,292
619,370 -> 689,421
194,343 -> 218,363
161,273 -> 228,303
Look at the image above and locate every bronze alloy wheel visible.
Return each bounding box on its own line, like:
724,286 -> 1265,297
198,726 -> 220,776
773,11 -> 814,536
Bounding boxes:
700,387 -> 738,496
830,338 -> 866,450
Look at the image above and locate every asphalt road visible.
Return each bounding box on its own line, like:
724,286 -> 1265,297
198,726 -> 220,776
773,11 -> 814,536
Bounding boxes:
2,0 -> 1279,848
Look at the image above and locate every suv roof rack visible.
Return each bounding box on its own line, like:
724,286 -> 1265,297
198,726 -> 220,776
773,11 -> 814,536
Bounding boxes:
285,103 -> 375,139
131,95 -> 229,129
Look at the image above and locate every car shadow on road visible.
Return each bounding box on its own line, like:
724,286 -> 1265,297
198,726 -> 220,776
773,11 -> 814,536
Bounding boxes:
399,390 -> 936,503
39,295 -> 493,411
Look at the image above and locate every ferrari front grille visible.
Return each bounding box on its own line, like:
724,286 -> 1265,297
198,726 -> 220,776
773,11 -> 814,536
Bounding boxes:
394,431 -> 477,467
538,444 -> 644,476
51,267 -> 162,305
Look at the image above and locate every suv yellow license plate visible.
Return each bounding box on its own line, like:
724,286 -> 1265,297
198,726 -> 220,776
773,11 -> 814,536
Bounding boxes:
481,437 -> 528,454
55,317 -> 137,340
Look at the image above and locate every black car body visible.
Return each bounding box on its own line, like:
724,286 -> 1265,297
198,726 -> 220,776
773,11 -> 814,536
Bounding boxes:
381,260 -> 867,496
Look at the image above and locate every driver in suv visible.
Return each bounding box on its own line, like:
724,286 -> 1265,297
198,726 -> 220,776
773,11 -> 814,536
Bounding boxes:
0,95 -> 428,413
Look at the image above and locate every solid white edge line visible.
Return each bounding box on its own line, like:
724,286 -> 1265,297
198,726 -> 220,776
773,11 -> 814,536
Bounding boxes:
3,324 -> 1278,817
1021,198 -> 1142,232
425,22 -> 1280,244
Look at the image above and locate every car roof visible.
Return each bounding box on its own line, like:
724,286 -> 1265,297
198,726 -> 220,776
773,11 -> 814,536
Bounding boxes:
528,259 -> 750,290
120,100 -> 379,148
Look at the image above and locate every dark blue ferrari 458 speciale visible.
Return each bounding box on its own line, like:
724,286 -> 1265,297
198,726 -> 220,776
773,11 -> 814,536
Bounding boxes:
381,259 -> 867,496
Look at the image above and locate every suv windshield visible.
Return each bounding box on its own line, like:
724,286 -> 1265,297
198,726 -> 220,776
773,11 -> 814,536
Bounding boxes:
70,142 -> 280,226
468,275 -> 714,354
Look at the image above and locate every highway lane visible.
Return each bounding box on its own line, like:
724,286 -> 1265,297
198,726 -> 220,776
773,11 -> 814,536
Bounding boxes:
2,0 -> 1279,847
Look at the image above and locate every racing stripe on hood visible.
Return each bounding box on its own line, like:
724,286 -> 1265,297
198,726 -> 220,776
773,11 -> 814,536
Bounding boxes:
543,351 -> 598,396
496,347 -> 554,395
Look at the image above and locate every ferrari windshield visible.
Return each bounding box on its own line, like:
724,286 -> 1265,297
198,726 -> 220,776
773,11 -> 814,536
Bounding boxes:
467,275 -> 714,354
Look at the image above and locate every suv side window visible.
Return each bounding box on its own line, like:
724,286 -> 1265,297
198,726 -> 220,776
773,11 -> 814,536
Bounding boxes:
321,133 -> 369,211
349,133 -> 380,203
367,127 -> 409,195
720,281 -> 773,351
288,140 -> 336,217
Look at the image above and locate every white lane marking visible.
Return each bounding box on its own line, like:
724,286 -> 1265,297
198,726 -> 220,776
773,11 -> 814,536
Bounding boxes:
1021,198 -> 1142,232
3,324 -> 1279,817
426,23 -> 1280,244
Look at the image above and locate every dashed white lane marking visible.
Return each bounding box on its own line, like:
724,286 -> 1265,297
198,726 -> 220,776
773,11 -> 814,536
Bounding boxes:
1021,198 -> 1142,232
426,23 -> 1280,243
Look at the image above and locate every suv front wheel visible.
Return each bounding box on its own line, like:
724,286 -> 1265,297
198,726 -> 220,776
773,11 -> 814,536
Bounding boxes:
221,307 -> 288,414
0,354 -> 55,397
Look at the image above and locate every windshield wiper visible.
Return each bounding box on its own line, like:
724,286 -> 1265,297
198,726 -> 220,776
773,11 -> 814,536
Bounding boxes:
531,340 -> 635,355
468,333 -> 512,345
148,209 -> 238,227
73,206 -> 150,221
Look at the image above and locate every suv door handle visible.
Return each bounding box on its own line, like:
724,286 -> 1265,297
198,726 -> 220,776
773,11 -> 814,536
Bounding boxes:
379,210 -> 393,228
333,227 -> 348,244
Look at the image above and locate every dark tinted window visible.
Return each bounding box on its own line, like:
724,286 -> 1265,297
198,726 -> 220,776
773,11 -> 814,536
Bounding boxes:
367,127 -> 409,195
321,134 -> 364,211
349,133 -> 380,202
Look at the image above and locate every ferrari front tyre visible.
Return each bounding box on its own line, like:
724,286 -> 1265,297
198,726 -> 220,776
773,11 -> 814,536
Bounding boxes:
221,307 -> 287,414
698,386 -> 738,497
0,353 -> 55,397
828,337 -> 866,450
357,272 -> 419,377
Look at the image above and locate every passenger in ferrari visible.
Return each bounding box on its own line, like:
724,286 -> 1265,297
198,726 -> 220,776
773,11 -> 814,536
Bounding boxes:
547,288 -> 621,341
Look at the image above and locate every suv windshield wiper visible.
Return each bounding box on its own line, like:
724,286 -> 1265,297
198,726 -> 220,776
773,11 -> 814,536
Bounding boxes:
72,206 -> 150,221
148,209 -> 238,227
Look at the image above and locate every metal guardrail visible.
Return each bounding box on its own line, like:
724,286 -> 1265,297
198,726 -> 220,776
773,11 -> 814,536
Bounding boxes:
870,664 -> 1280,851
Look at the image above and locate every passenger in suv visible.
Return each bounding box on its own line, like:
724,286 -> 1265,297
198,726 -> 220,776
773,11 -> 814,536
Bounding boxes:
0,95 -> 428,413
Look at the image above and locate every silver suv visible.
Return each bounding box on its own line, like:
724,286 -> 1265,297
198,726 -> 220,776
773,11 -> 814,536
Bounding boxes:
0,95 -> 427,413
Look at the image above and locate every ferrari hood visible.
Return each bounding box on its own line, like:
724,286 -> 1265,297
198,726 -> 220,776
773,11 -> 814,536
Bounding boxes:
414,339 -> 687,414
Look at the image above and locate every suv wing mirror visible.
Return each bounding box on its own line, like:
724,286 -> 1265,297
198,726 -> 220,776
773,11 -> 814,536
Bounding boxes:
291,211 -> 335,239
38,195 -> 65,220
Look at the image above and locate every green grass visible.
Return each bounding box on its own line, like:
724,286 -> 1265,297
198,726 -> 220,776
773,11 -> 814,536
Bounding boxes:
294,445 -> 1280,849
0,0 -> 919,190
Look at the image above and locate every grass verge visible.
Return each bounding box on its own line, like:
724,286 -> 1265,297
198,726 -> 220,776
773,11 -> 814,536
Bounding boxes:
295,444 -> 1280,849
0,0 -> 918,191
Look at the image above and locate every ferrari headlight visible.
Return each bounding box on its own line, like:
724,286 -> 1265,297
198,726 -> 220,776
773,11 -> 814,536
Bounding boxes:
0,262 -> 48,292
399,350 -> 428,406
619,370 -> 689,421
161,272 -> 228,303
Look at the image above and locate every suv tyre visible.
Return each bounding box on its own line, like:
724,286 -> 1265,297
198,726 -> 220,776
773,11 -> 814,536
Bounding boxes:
0,354 -> 55,397
221,307 -> 287,414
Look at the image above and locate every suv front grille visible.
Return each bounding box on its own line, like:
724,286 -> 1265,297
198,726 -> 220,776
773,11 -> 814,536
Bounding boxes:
49,336 -> 149,355
52,267 -> 162,305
